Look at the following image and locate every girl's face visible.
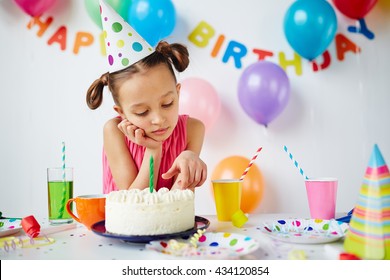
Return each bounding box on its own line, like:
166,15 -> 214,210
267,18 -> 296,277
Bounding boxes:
114,63 -> 180,142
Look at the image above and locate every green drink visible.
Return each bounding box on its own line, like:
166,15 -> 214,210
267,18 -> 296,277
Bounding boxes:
47,167 -> 74,224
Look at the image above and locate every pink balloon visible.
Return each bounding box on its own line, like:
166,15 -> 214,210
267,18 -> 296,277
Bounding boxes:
179,77 -> 221,132
14,0 -> 56,17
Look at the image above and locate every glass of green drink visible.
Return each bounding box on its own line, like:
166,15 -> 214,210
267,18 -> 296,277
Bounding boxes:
47,167 -> 74,224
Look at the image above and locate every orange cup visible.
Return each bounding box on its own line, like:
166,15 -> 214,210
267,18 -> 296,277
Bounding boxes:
66,194 -> 106,230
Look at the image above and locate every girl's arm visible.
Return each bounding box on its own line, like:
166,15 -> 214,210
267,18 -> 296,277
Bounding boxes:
103,118 -> 162,190
186,117 -> 206,156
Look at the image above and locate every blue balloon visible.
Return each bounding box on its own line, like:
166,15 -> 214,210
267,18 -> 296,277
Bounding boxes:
129,0 -> 176,47
284,0 -> 337,61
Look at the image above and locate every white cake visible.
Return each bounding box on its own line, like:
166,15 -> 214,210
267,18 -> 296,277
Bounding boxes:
105,188 -> 195,235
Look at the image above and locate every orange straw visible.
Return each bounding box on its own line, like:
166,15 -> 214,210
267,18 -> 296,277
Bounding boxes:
239,147 -> 263,181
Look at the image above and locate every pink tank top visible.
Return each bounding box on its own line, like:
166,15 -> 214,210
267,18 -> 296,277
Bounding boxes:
102,115 -> 189,193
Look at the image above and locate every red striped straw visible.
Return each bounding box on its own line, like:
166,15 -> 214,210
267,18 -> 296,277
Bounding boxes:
239,147 -> 263,181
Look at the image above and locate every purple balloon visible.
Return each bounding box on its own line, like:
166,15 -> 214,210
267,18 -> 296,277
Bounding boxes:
238,61 -> 290,126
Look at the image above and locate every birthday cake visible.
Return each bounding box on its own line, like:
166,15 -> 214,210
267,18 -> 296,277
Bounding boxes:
105,188 -> 195,236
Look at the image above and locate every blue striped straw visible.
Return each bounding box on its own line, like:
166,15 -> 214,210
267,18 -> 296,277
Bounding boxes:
62,142 -> 66,182
58,141 -> 67,218
283,145 -> 309,180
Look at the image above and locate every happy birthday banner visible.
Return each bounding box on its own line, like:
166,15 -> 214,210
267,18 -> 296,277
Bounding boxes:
15,0 -> 381,78
26,15 -> 366,77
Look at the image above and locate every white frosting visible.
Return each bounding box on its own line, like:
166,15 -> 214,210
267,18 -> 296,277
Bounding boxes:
105,188 -> 195,236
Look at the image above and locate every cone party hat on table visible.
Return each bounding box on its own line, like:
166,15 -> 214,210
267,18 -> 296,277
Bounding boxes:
343,144 -> 390,260
99,0 -> 154,73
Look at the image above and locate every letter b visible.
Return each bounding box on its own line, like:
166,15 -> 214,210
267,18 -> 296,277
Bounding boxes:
188,21 -> 215,48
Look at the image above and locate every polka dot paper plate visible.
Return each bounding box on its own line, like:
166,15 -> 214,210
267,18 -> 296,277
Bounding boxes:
0,218 -> 22,237
146,232 -> 259,259
259,218 -> 349,244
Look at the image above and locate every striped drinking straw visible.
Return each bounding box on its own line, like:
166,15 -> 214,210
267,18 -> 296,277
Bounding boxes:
239,147 -> 263,181
283,145 -> 309,180
62,141 -> 66,181
57,141 -> 67,218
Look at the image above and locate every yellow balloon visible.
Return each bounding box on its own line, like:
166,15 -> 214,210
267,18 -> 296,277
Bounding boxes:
211,156 -> 264,213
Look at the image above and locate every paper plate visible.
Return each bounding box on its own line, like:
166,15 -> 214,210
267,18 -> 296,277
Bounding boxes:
259,218 -> 349,244
146,232 -> 259,259
0,218 -> 22,237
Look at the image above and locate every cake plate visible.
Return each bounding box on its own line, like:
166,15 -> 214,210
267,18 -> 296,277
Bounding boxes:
91,216 -> 210,243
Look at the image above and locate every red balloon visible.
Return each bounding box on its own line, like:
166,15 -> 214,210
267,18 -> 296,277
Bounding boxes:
332,0 -> 377,19
14,0 -> 56,17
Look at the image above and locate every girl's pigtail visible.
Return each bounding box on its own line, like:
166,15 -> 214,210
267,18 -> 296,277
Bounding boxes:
86,72 -> 109,110
156,41 -> 189,72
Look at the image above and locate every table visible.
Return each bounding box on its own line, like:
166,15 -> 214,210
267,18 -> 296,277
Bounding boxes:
0,213 -> 346,260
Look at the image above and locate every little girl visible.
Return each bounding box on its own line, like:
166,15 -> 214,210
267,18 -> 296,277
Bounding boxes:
86,40 -> 207,193
86,2 -> 206,193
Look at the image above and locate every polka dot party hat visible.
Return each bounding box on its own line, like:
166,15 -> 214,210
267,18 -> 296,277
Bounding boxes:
100,0 -> 154,73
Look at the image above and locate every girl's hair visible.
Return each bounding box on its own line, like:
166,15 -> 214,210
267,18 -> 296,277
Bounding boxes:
86,41 -> 189,110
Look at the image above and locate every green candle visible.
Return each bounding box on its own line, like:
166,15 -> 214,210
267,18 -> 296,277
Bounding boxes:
149,156 -> 154,193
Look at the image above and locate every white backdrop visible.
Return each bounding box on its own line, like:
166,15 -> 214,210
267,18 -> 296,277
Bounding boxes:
1,0 -> 389,219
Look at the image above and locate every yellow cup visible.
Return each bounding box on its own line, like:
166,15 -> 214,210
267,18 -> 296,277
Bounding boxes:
212,179 -> 242,221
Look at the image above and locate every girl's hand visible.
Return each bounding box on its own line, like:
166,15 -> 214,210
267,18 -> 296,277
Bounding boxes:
162,150 -> 207,190
117,119 -> 161,150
